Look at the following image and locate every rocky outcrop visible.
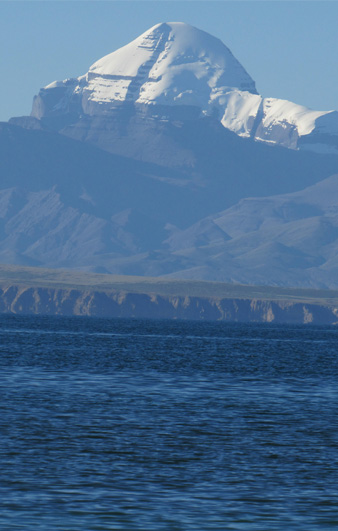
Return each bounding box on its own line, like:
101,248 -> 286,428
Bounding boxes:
0,284 -> 337,324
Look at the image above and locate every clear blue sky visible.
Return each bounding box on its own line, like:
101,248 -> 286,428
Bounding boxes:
1,1 -> 338,122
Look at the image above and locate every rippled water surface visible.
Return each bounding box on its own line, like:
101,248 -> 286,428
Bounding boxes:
1,315 -> 338,530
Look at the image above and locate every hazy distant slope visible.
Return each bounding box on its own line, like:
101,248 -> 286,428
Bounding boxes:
161,175 -> 338,288
2,121 -> 338,283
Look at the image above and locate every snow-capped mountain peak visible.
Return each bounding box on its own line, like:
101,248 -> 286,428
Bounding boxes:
30,22 -> 338,154
87,22 -> 257,107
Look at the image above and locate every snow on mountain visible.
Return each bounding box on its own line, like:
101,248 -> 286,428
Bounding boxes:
204,89 -> 328,146
86,22 -> 257,108
36,22 -> 257,119
28,22 -> 338,154
221,92 -> 338,151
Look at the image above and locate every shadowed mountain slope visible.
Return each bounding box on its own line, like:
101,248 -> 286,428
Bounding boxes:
1,121 -> 338,284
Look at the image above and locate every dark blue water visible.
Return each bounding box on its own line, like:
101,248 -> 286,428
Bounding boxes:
1,316 -> 338,530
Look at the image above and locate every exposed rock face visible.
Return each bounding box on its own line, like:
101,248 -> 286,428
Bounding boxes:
0,284 -> 337,324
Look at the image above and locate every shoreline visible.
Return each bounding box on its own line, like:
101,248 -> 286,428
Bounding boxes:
0,264 -> 337,324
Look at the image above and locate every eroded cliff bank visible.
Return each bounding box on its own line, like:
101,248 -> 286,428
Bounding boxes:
1,284 -> 338,324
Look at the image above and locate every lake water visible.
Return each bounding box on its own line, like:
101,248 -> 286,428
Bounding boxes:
0,315 -> 338,530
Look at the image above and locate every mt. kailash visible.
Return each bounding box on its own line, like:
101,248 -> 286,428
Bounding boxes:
24,22 -> 338,155
4,22 -> 338,287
